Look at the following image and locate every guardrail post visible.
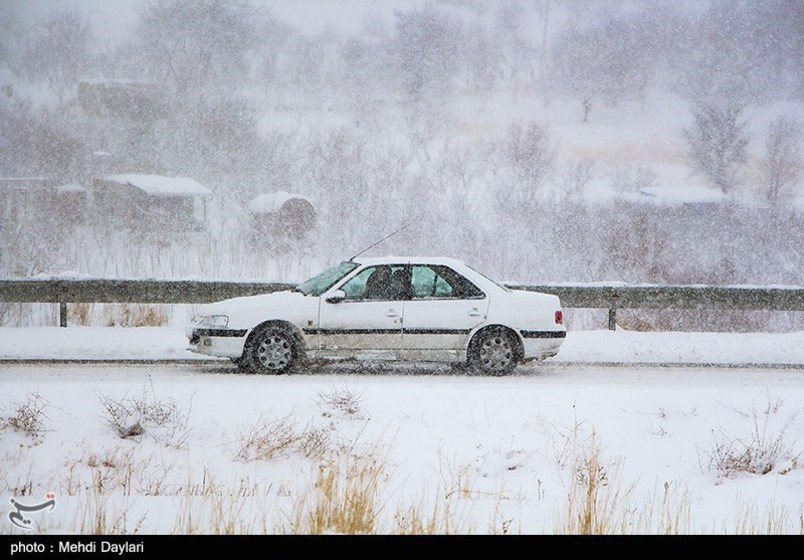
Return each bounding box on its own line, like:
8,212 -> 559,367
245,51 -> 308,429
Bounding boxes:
59,302 -> 67,328
608,307 -> 616,331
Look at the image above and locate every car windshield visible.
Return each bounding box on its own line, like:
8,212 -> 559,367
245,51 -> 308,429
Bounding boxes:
295,261 -> 360,296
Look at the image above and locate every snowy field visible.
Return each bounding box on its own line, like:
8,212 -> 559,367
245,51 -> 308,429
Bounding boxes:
1,329 -> 803,535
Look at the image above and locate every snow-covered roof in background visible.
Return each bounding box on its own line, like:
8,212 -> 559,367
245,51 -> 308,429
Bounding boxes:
639,186 -> 725,205
102,174 -> 212,197
249,191 -> 314,213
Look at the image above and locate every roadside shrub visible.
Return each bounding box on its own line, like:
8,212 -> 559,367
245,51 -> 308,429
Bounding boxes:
99,383 -> 192,447
2,391 -> 51,438
236,414 -> 335,462
706,415 -> 799,478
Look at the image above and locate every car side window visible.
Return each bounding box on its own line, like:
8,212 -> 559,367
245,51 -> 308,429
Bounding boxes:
341,265 -> 408,301
411,265 -> 484,300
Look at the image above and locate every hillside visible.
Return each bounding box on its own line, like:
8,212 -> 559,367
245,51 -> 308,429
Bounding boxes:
0,0 -> 802,330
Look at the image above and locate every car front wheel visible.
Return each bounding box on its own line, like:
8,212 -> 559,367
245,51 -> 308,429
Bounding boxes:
244,325 -> 298,375
468,328 -> 519,376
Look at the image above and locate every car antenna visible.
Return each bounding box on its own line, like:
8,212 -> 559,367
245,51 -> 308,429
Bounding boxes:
349,222 -> 413,261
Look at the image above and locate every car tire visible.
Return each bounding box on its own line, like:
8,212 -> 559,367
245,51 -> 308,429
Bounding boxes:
244,325 -> 299,375
468,327 -> 519,376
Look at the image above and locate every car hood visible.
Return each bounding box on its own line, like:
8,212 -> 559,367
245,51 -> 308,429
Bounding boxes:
197,290 -> 309,316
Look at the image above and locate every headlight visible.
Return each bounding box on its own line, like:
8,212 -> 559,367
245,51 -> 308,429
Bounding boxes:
198,314 -> 229,328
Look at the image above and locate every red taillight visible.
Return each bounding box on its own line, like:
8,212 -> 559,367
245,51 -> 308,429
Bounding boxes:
555,310 -> 564,325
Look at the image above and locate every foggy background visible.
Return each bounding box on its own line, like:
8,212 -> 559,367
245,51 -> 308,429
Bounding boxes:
0,0 -> 802,330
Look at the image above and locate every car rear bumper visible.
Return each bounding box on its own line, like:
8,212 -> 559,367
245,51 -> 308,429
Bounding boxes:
521,330 -> 566,361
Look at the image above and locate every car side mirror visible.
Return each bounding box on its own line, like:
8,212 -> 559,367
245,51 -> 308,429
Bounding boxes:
325,290 -> 346,304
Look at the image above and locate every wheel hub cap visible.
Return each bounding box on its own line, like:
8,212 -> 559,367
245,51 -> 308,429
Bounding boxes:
257,335 -> 291,369
480,336 -> 513,371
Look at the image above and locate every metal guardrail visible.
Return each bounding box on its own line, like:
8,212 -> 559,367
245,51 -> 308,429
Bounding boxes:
1,277 -> 803,330
0,278 -> 295,328
509,284 -> 804,329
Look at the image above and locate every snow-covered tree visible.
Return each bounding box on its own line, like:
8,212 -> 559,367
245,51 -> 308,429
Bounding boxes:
389,5 -> 462,103
548,13 -> 654,122
14,9 -> 92,104
763,117 -> 802,203
133,0 -> 261,96
684,103 -> 749,194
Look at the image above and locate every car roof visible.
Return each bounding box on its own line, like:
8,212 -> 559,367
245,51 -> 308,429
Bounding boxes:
352,256 -> 468,267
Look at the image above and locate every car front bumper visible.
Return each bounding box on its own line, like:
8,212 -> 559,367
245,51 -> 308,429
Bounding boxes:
188,328 -> 248,358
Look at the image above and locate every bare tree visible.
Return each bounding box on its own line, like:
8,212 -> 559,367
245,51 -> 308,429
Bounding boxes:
763,117 -> 802,204
494,0 -> 534,85
134,0 -> 261,97
683,103 -> 749,194
389,5 -> 462,103
494,122 -> 556,235
547,11 -> 655,122
0,99 -> 85,178
463,22 -> 500,95
672,0 -> 802,106
504,122 -> 556,193
557,159 -> 594,200
15,9 -> 92,104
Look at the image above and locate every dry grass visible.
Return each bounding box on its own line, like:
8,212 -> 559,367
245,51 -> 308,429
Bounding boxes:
68,302 -> 92,326
103,303 -> 170,327
98,382 -> 192,447
552,421 -> 692,535
3,441 -> 801,535
2,391 -> 51,439
732,501 -> 796,535
235,414 -> 335,462
286,452 -> 385,534
704,398 -> 800,479
634,482 -> 691,535
317,382 -> 367,419
79,486 -> 145,535
394,499 -> 472,535
393,492 -> 493,535
558,434 -> 638,534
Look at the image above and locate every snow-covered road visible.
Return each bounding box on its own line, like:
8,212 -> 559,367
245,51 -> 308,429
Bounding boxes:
3,326 -> 804,367
2,360 -> 803,384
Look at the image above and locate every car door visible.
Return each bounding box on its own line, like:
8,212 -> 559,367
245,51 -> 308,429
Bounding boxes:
401,265 -> 489,360
317,264 -> 407,358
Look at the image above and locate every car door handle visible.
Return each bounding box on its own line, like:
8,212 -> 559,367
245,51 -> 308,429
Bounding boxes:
468,308 -> 481,317
386,310 -> 399,317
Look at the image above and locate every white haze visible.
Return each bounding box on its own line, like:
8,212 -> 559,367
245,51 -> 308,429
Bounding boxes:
0,0 -> 802,332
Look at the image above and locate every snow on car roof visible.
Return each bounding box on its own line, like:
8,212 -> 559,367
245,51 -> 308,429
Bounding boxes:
102,174 -> 213,197
353,256 -> 468,267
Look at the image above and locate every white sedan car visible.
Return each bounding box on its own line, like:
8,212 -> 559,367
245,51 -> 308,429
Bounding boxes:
187,257 -> 566,375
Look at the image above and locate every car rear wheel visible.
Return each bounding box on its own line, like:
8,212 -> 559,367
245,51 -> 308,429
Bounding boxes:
244,325 -> 298,375
469,328 -> 519,376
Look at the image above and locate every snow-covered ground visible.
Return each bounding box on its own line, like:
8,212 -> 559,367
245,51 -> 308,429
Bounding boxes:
1,326 -> 803,534
2,326 -> 804,367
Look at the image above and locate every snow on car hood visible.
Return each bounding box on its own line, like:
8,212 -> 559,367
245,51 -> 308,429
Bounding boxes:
196,290 -> 308,316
